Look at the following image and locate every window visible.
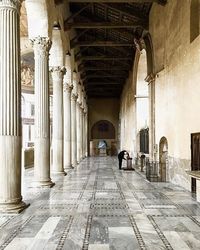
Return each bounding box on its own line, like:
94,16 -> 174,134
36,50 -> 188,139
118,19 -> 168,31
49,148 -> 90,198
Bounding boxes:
140,128 -> 149,154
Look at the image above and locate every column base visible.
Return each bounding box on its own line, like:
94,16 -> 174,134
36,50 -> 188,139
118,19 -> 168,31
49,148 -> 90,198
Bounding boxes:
31,180 -> 55,188
64,165 -> 74,170
0,201 -> 29,214
51,171 -> 67,176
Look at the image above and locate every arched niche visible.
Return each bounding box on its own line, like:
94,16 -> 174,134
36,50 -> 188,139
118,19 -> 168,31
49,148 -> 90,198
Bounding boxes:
135,49 -> 149,155
91,120 -> 115,140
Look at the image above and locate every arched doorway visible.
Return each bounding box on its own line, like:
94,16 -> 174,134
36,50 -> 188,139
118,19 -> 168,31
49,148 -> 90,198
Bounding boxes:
90,120 -> 116,156
159,137 -> 168,182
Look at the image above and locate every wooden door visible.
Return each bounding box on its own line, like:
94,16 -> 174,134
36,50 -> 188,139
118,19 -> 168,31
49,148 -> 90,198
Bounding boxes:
191,133 -> 200,193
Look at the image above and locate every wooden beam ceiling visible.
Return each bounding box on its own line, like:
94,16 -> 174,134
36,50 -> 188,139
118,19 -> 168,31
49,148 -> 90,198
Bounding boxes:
71,40 -> 134,48
67,1 -> 165,97
68,0 -> 167,4
65,21 -> 147,31
76,56 -> 132,62
80,66 -> 130,71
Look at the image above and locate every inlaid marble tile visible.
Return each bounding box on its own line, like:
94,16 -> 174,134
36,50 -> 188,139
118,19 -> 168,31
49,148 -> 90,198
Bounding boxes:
2,157 -> 200,250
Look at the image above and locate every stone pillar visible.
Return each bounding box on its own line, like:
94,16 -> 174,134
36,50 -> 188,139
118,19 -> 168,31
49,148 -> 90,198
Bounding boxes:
71,93 -> 78,167
63,83 -> 73,169
85,109 -> 88,157
145,73 -> 156,162
76,100 -> 81,163
31,37 -> 54,187
0,0 -> 28,213
50,66 -> 66,175
82,110 -> 86,158
80,105 -> 84,159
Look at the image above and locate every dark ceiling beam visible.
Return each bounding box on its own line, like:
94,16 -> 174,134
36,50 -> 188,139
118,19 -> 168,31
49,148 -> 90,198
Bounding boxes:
65,4 -> 91,22
85,81 -> 123,85
99,3 -> 146,21
68,0 -> 167,4
65,21 -> 146,31
83,74 -> 128,79
80,66 -> 129,71
71,29 -> 89,43
54,0 -> 63,5
71,40 -> 134,49
76,56 -> 132,62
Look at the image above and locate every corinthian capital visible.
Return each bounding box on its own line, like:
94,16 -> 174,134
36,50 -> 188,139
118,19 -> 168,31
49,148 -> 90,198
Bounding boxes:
31,37 -> 52,57
0,0 -> 21,11
50,66 -> 66,73
71,93 -> 78,101
63,83 -> 73,93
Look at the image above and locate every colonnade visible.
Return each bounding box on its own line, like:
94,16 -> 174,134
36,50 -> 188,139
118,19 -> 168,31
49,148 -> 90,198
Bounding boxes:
0,0 -> 88,213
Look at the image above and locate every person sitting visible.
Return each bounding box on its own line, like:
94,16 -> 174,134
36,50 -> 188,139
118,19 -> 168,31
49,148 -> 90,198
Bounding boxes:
118,150 -> 129,170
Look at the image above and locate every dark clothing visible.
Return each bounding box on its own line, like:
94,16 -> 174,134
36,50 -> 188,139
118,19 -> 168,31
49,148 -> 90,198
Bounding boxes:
118,150 -> 128,169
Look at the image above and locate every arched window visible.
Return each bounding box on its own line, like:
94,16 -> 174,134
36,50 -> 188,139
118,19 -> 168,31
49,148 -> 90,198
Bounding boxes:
190,0 -> 200,42
91,120 -> 115,139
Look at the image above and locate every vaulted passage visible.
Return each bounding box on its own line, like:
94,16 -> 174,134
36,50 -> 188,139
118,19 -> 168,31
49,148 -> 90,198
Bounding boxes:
1,157 -> 200,249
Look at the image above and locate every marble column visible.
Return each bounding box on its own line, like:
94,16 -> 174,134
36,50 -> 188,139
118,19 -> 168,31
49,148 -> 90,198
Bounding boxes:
63,83 -> 73,169
0,0 -> 28,213
31,37 -> 54,187
82,110 -> 86,158
146,73 -> 156,162
71,93 -> 78,167
50,66 -> 66,175
85,110 -> 88,157
80,105 -> 84,159
76,100 -> 81,163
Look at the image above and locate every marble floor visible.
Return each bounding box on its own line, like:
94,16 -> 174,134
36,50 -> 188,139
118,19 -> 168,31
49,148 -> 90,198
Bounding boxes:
1,157 -> 200,250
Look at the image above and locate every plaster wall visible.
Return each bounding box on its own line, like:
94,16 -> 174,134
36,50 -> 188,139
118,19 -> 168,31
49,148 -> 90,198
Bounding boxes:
120,71 -> 137,157
149,0 -> 200,190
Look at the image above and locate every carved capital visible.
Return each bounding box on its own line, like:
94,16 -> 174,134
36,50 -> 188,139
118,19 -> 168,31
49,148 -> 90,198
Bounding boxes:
0,0 -> 21,11
31,37 -> 52,57
50,66 -> 66,82
71,93 -> 78,101
145,73 -> 155,84
63,83 -> 73,93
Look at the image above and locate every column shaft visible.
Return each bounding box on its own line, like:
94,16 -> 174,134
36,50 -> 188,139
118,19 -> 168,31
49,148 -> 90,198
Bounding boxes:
71,94 -> 77,167
31,37 -> 54,187
80,107 -> 83,159
85,111 -> 88,157
50,67 -> 66,175
0,0 -> 28,213
76,102 -> 81,163
63,84 -> 73,169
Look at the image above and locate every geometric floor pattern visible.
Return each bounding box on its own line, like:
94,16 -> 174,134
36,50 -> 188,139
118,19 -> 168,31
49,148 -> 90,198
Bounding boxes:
1,157 -> 200,249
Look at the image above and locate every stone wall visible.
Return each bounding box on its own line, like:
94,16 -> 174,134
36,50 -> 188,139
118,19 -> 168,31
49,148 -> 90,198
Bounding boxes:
149,0 -> 200,190
88,98 -> 120,155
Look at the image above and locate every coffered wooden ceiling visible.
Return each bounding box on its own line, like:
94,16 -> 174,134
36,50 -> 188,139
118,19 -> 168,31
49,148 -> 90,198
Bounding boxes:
60,0 -> 166,98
